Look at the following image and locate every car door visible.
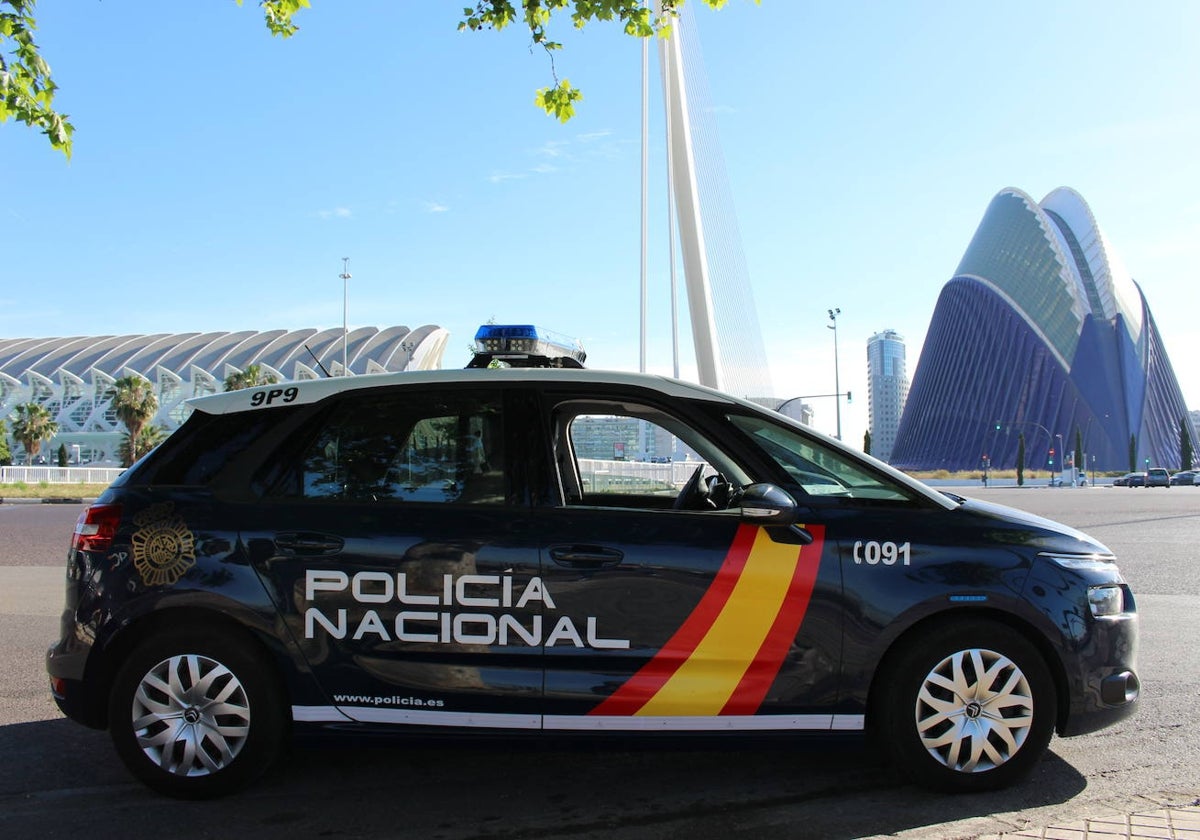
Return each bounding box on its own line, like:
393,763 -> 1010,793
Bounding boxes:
241,385 -> 546,730
532,391 -> 843,733
724,412 -> 1035,714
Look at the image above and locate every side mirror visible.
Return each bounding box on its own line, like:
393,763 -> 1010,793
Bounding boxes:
738,483 -> 800,526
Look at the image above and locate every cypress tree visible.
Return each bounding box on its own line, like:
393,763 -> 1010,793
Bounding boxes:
1017,433 -> 1026,486
1182,417 -> 1195,470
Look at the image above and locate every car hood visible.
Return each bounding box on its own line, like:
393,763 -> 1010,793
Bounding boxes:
953,495 -> 1113,555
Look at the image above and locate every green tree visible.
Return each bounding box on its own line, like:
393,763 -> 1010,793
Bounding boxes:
0,418 -> 12,465
1182,416 -> 1195,470
118,424 -> 169,466
5,0 -> 732,157
1016,432 -> 1025,486
110,375 -> 158,466
1128,435 -> 1137,473
10,401 -> 58,464
0,0 -> 72,155
56,441 -> 67,466
862,429 -> 871,456
224,364 -> 278,392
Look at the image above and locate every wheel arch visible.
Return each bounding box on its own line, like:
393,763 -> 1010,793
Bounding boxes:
865,607 -> 1070,740
85,605 -> 292,732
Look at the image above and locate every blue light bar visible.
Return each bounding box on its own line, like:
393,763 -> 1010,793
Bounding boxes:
471,324 -> 586,368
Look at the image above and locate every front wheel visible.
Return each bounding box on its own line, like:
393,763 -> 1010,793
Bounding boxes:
878,620 -> 1057,792
108,628 -> 285,798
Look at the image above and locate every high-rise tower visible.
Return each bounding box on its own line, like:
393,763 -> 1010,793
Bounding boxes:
867,330 -> 908,462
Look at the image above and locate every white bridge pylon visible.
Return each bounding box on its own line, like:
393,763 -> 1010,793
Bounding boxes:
642,4 -> 773,399
658,13 -> 721,391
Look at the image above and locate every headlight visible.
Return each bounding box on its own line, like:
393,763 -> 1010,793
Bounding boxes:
1088,585 -> 1125,617
1039,551 -> 1117,571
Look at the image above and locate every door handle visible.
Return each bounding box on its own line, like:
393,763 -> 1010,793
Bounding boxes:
275,532 -> 345,555
548,545 -> 624,568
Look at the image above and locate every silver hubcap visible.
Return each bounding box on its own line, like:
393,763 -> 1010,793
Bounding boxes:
915,647 -> 1034,773
131,654 -> 251,777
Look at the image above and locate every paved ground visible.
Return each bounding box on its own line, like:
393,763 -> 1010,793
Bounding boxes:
983,799 -> 1200,840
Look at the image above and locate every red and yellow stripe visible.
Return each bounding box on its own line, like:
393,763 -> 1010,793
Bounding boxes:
591,523 -> 826,717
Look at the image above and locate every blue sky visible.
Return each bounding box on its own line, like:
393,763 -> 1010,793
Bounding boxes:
4,1 -> 1198,446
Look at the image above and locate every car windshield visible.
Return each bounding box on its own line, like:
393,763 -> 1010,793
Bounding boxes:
728,413 -> 916,502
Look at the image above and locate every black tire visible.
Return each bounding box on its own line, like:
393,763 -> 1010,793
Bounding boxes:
878,619 -> 1056,792
108,627 -> 285,799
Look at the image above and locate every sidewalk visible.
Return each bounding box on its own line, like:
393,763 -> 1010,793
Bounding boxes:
981,798 -> 1200,840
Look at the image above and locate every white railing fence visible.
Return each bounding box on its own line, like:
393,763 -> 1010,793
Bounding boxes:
3,461 -> 698,490
0,466 -> 124,485
576,458 -> 703,494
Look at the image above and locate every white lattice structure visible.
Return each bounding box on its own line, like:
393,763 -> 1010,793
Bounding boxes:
0,326 -> 449,465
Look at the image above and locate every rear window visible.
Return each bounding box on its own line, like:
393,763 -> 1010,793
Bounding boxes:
129,409 -> 283,486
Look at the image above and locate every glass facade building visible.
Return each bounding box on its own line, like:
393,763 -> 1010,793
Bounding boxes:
866,330 -> 908,463
891,187 -> 1195,472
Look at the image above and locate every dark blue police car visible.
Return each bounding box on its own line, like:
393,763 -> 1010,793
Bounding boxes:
47,327 -> 1138,798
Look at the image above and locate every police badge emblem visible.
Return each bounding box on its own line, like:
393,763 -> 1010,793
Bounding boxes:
131,502 -> 196,586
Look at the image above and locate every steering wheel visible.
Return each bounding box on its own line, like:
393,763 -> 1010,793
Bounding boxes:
673,465 -> 708,510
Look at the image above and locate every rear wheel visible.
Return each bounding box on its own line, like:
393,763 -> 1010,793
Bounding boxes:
108,627 -> 284,798
879,620 -> 1056,792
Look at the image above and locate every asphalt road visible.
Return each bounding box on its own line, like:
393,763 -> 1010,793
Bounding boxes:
1,487 -> 1197,839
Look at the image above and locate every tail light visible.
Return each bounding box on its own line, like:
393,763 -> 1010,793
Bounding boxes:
71,504 -> 123,553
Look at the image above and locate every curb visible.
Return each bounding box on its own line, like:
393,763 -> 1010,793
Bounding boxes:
0,497 -> 93,506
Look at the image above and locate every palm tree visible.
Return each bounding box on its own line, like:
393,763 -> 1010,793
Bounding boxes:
110,375 -> 158,466
11,403 -> 59,465
118,424 -> 169,466
223,364 -> 278,392
0,419 -> 12,466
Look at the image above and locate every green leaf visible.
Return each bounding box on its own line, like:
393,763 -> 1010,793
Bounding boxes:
535,80 -> 582,123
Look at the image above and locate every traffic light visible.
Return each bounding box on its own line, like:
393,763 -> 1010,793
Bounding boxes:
1048,447 -> 1055,466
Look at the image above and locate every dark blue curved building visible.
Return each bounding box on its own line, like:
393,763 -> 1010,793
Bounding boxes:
891,187 -> 1194,473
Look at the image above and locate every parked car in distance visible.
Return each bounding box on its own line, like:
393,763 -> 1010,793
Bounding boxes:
1169,470 -> 1198,486
1146,468 -> 1170,487
1113,472 -> 1147,487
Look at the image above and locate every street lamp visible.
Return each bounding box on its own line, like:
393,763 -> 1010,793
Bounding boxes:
339,257 -> 351,376
776,391 -> 852,428
827,307 -> 842,440
1055,433 -> 1063,485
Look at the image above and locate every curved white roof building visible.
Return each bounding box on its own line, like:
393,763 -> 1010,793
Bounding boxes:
0,326 -> 449,464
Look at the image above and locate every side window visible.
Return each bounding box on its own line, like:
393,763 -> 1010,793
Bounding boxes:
728,413 -> 916,502
555,401 -> 748,511
272,390 -> 507,505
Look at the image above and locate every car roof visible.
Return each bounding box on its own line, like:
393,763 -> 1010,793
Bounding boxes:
187,368 -> 740,416
186,366 -> 958,511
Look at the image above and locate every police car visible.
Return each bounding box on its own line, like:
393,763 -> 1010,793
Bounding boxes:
47,326 -> 1139,798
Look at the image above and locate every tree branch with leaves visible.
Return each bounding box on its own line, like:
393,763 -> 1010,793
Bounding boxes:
3,0 -> 737,157
458,0 -> 723,122
0,0 -> 72,155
